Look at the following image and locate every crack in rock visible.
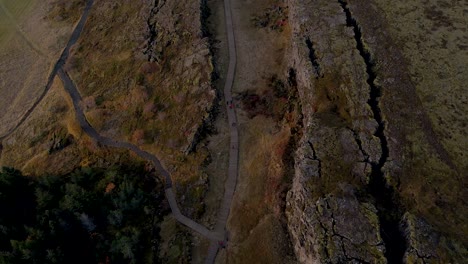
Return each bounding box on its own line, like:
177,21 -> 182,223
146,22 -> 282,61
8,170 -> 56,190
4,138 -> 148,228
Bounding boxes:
326,200 -> 368,264
144,0 -> 167,62
338,0 -> 407,263
347,127 -> 370,163
307,140 -> 322,178
305,38 -> 323,78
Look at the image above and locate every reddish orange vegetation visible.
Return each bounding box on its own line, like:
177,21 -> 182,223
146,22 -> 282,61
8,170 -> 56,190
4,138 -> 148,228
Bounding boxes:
139,62 -> 160,75
142,102 -> 155,118
132,129 -> 145,144
105,182 -> 116,193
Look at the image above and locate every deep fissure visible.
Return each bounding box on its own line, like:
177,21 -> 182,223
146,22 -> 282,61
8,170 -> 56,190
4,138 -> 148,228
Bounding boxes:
185,0 -> 220,155
338,0 -> 406,263
280,68 -> 304,258
308,141 -> 322,178
305,38 -> 322,78
283,68 -> 304,184
348,127 -> 370,163
144,0 -> 166,62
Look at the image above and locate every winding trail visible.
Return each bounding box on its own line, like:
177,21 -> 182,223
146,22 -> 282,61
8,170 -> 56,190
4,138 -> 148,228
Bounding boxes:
58,0 -> 240,261
57,0 -> 239,256
58,69 -> 223,242
2,0 -> 239,262
59,0 -> 240,259
59,0 -> 240,260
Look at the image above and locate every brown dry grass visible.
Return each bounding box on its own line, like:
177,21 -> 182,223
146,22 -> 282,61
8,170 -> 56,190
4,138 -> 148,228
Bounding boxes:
65,0 -> 217,196
229,215 -> 295,264
0,76 -> 136,176
221,0 -> 297,262
69,0 -> 215,151
227,119 -> 296,262
1,77 -> 72,171
0,0 -> 76,137
229,116 -> 292,234
369,0 -> 468,248
45,0 -> 84,24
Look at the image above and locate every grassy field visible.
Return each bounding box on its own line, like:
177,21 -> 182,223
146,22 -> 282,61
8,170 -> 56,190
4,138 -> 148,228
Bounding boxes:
0,8 -> 11,45
0,0 -> 35,47
0,0 -> 78,137
1,0 -> 35,16
0,0 -> 45,137
371,0 -> 468,257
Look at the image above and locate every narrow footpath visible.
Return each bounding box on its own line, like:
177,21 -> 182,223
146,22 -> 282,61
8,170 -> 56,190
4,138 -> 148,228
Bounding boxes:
2,0 -> 240,262
205,0 -> 238,260
58,69 -> 223,242
56,0 -> 240,262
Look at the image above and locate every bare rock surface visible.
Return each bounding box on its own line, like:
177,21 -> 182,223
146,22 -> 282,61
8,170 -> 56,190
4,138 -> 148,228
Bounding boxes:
287,140 -> 386,263
285,0 -> 467,263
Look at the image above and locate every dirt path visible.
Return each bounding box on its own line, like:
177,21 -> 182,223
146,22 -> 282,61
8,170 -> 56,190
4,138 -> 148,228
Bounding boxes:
59,68 -> 224,242
56,0 -> 240,261
204,0 -> 239,259
2,0 -> 241,261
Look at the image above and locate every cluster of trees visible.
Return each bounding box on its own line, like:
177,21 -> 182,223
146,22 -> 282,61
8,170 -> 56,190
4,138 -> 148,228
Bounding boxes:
0,165 -> 165,264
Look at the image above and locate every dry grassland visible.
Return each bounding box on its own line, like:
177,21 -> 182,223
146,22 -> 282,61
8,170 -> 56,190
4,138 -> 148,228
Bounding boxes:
222,0 -> 297,262
372,0 -> 467,239
0,76 -> 136,176
0,0 -> 133,176
0,0 -> 76,137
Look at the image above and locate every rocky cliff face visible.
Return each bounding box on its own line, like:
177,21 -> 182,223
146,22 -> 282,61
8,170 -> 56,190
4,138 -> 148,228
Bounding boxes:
285,0 -> 466,263
285,1 -> 388,262
287,141 -> 386,263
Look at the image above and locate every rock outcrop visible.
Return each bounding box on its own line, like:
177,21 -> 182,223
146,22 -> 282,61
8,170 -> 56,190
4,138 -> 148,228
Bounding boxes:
287,141 -> 386,263
286,0 -> 389,262
285,0 -> 466,263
